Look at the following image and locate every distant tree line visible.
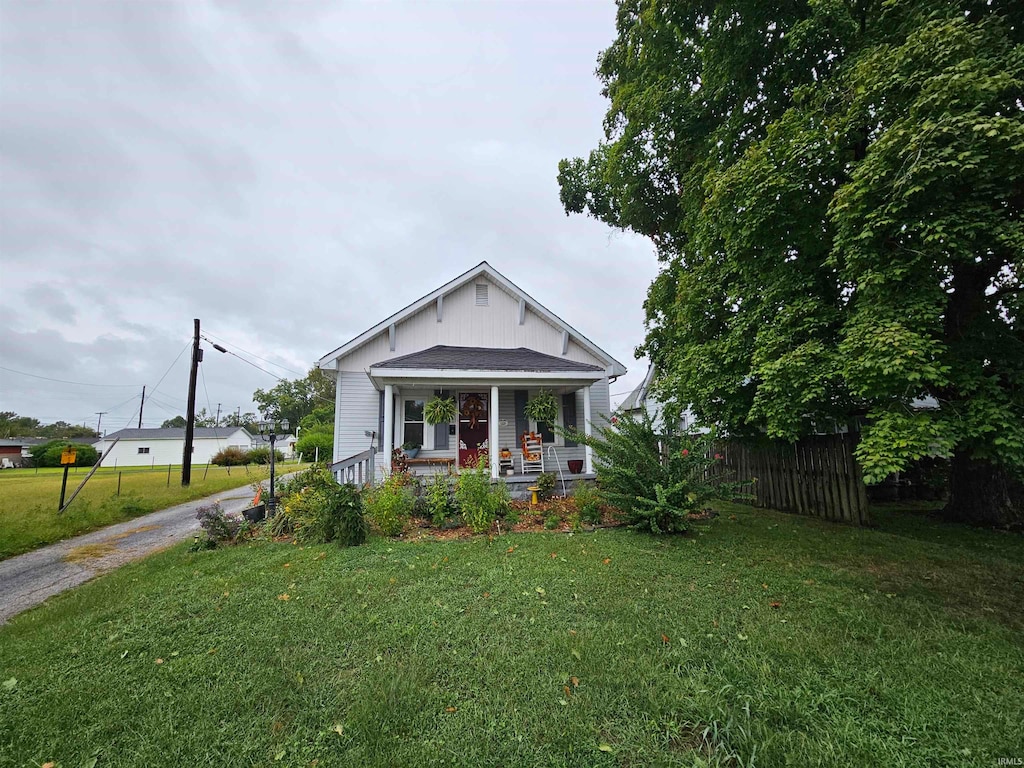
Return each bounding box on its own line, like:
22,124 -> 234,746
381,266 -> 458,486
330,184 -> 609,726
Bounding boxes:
0,412 -> 98,440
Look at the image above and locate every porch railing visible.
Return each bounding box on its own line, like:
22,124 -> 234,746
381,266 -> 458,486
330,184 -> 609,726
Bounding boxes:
331,448 -> 376,486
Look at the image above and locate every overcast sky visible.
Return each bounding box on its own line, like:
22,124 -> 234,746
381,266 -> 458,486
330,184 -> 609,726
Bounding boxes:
0,0 -> 657,434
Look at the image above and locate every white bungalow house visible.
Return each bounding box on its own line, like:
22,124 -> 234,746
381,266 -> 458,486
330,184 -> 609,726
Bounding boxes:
92,427 -> 253,467
317,262 -> 627,484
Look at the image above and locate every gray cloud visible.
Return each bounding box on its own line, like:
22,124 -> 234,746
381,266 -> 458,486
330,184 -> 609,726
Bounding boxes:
0,0 -> 656,429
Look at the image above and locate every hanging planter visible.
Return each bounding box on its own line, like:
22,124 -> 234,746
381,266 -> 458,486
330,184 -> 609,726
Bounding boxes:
524,389 -> 558,426
424,396 -> 457,425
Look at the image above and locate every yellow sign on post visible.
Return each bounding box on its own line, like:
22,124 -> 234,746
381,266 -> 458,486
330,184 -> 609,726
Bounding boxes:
60,449 -> 77,466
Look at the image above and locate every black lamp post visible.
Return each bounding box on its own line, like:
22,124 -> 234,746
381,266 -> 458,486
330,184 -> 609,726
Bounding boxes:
257,416 -> 289,516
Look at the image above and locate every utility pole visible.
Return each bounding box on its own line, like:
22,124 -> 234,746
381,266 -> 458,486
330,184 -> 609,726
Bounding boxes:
95,412 -> 106,436
182,318 -> 202,486
138,386 -> 146,429
215,402 -> 222,428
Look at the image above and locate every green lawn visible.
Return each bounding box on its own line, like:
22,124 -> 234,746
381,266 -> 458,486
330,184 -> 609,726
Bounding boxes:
0,462 -> 309,560
1,503 -> 1021,767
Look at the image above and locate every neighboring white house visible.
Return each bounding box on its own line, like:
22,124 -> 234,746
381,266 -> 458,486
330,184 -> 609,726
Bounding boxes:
250,433 -> 297,459
316,262 -> 628,482
618,363 -> 704,433
92,427 -> 253,467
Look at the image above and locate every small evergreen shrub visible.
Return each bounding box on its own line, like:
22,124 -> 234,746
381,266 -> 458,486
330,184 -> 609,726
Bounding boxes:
543,514 -> 561,530
211,446 -> 249,466
364,473 -> 415,536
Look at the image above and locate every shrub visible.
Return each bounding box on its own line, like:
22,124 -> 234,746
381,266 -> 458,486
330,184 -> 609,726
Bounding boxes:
278,468 -> 368,546
211,446 -> 249,466
490,479 -> 512,520
573,481 -> 602,524
31,441 -> 98,468
455,456 -> 495,533
295,429 -> 333,463
544,514 -> 561,530
364,473 -> 415,536
536,472 -> 556,500
574,410 -> 725,534
195,503 -> 241,545
425,472 -> 453,527
247,447 -> 284,465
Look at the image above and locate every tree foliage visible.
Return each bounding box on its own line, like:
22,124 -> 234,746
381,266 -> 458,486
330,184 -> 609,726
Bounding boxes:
0,412 -> 97,440
559,0 -> 1023,524
253,369 -> 334,429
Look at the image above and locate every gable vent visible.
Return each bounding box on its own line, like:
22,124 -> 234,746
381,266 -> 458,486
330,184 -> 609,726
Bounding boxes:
475,283 -> 488,306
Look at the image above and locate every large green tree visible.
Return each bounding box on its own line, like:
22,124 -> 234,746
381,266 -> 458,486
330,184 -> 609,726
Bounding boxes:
559,0 -> 1023,525
252,369 -> 334,432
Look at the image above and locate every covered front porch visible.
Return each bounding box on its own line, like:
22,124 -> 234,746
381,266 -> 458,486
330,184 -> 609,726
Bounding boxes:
370,346 -> 609,481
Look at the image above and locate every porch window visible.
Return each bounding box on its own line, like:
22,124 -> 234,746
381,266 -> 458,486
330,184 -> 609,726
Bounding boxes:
403,399 -> 425,447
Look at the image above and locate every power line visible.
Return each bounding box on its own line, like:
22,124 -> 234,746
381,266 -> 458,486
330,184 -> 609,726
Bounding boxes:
0,365 -> 140,388
201,331 -> 303,377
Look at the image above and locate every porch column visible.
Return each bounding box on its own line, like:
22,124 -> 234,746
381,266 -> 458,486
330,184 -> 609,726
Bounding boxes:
489,385 -> 499,479
383,384 -> 394,475
583,384 -> 593,474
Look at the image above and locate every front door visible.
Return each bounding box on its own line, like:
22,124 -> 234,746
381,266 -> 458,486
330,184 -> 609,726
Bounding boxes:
458,392 -> 489,469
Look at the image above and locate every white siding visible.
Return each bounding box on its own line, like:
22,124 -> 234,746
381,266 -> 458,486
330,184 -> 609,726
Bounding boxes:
338,276 -> 607,372
335,370 -> 382,471
94,431 -> 251,468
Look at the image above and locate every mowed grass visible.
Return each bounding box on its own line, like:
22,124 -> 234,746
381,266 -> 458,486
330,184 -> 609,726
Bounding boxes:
1,504 -> 1021,767
0,463 -> 308,559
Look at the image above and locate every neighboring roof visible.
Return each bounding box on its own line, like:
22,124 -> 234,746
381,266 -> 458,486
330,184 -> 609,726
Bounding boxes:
373,346 -> 605,373
618,363 -> 656,413
0,437 -> 46,447
316,261 -> 627,376
98,428 -> 252,441
251,434 -> 296,444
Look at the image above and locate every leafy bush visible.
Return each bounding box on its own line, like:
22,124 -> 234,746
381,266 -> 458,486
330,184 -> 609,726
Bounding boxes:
490,479 -> 512,520
195,503 -> 241,545
454,457 -> 495,533
31,441 -> 98,468
247,447 -> 284,465
364,473 -> 415,536
295,428 -> 333,463
574,410 -> 724,534
573,481 -> 602,524
211,446 -> 249,466
278,467 -> 368,546
425,472 -> 453,527
536,472 -> 556,500
543,514 -> 561,530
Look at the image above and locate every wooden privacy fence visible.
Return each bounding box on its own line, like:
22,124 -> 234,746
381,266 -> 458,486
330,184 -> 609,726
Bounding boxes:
709,433 -> 871,525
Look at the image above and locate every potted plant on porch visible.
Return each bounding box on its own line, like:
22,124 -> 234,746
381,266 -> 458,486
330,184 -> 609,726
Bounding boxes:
402,441 -> 421,459
424,395 -> 457,425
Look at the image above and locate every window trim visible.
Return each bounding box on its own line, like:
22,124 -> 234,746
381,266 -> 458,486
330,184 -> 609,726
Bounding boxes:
400,396 -> 430,450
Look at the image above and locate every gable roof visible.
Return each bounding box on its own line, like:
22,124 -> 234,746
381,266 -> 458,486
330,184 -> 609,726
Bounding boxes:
618,363 -> 656,412
98,427 -> 252,441
316,261 -> 627,376
373,346 -> 605,373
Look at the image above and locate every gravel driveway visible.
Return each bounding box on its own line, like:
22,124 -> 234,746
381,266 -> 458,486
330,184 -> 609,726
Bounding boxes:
0,475 -> 294,625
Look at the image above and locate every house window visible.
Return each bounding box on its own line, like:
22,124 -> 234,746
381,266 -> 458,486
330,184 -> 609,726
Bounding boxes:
137,447 -> 150,454
403,399 -> 425,447
475,283 -> 488,306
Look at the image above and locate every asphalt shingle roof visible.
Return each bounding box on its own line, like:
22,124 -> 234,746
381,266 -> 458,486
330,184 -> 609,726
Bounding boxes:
372,346 -> 604,373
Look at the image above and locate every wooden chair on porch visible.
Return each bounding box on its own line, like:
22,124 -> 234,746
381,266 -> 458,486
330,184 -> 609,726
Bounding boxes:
520,431 -> 543,474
